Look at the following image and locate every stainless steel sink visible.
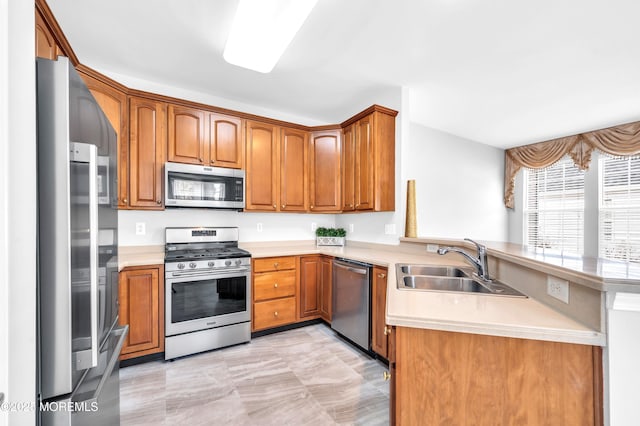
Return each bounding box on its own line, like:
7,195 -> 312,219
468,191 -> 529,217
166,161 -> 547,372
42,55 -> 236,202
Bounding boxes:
402,275 -> 494,293
399,265 -> 469,277
395,264 -> 527,297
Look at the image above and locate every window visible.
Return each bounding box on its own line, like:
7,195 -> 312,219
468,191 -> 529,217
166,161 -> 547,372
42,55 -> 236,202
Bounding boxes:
524,156 -> 585,254
599,155 -> 640,262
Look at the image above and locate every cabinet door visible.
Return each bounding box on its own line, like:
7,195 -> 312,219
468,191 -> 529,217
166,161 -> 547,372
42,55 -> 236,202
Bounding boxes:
371,266 -> 388,358
118,266 -> 164,359
209,113 -> 243,169
320,256 -> 333,323
79,72 -> 129,208
280,127 -> 308,212
129,97 -> 166,209
35,8 -> 61,60
245,121 -> 278,211
309,130 -> 341,212
167,105 -> 206,165
355,114 -> 374,211
395,327 -> 601,425
300,256 -> 321,318
341,124 -> 356,211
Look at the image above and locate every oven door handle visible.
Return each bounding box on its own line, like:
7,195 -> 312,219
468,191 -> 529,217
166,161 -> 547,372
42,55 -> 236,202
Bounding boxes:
166,268 -> 250,280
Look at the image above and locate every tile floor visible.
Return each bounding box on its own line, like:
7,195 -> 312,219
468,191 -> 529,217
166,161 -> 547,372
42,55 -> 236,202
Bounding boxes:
119,324 -> 390,425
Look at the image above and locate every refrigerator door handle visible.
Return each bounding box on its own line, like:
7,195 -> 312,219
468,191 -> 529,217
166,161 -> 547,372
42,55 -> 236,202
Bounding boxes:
71,142 -> 100,370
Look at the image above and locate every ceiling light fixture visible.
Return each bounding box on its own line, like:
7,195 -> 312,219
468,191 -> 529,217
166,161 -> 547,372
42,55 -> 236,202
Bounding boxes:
223,0 -> 318,73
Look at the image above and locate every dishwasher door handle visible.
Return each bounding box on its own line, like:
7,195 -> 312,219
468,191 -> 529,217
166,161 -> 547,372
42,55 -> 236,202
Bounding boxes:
334,261 -> 368,275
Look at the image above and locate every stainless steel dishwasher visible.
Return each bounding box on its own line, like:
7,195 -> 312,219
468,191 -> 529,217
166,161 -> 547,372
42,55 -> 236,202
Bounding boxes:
331,258 -> 372,352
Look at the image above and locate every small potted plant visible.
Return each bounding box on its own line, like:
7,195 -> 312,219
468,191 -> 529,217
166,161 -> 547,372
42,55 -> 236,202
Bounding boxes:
316,227 -> 347,246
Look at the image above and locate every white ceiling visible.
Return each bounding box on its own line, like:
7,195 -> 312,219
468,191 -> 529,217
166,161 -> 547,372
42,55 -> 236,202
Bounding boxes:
48,0 -> 640,148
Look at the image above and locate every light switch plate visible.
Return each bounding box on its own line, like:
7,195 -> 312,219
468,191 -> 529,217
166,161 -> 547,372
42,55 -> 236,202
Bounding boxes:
384,224 -> 396,235
257,223 -> 263,232
547,276 -> 569,304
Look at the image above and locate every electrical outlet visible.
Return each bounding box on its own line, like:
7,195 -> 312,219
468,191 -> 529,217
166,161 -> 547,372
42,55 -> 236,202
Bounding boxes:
426,244 -> 439,253
257,223 -> 263,232
349,223 -> 354,233
547,276 -> 569,304
384,224 -> 396,235
311,222 -> 317,232
135,222 -> 145,236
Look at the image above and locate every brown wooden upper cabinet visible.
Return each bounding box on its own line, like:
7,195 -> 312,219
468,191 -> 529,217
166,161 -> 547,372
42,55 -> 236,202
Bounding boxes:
35,8 -> 61,60
309,130 -> 342,212
129,96 -> 166,210
245,121 -> 309,212
167,106 -> 244,169
78,71 -> 129,209
280,127 -> 308,212
209,113 -> 244,169
167,105 -> 206,165
245,120 -> 279,211
342,108 -> 397,212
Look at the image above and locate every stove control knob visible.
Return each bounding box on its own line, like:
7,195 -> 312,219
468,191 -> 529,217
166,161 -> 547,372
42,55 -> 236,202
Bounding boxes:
208,261 -> 215,268
189,262 -> 197,269
177,263 -> 185,270
225,260 -> 232,266
235,259 -> 242,266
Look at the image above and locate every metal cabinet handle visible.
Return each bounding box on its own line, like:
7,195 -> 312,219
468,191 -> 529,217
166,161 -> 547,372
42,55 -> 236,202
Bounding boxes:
310,205 -> 314,209
199,157 -> 203,162
383,371 -> 391,381
273,204 -> 277,209
378,273 -> 386,279
282,204 -> 286,209
274,283 -> 278,288
123,198 -> 128,204
156,200 -> 162,204
274,311 -> 279,317
274,262 -> 279,268
384,326 -> 391,336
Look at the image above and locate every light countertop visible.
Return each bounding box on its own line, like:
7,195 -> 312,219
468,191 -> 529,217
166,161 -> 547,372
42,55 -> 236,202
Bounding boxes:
118,239 -> 607,346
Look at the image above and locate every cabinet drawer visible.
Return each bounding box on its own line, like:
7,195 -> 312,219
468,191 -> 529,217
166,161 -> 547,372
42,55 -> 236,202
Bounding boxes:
254,270 -> 296,301
253,256 -> 297,273
254,297 -> 297,330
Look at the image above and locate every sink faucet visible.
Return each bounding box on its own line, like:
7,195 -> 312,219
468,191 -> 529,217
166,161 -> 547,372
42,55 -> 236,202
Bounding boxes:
437,238 -> 491,281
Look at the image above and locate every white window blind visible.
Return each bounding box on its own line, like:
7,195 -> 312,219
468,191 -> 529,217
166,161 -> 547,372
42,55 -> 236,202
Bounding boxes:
524,156 -> 585,254
599,155 -> 640,263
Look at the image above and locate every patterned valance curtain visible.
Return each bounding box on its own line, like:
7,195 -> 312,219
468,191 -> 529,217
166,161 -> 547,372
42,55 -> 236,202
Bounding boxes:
504,121 -> 640,208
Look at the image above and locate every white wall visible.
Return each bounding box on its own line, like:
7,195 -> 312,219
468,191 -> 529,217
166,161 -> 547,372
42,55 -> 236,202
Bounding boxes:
1,0 -> 36,424
607,293 -> 640,426
403,122 -> 507,241
119,210 -> 335,246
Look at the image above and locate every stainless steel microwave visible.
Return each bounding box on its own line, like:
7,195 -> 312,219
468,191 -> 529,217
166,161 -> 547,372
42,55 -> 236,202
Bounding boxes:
164,162 -> 245,209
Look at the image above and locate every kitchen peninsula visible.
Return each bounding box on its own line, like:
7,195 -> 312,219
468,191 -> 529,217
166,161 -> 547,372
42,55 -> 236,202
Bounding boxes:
119,235 -> 639,425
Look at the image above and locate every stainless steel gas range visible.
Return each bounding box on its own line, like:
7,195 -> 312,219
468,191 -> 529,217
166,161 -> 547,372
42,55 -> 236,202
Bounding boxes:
164,227 -> 251,360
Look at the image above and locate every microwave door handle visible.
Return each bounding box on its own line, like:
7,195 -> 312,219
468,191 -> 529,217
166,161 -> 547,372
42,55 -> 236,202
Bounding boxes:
70,142 -> 100,370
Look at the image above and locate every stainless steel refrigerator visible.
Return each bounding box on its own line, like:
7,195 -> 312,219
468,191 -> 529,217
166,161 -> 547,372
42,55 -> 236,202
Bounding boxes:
36,57 -> 128,425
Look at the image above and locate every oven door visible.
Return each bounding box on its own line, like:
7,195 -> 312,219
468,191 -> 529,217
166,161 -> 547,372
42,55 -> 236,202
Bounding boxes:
165,268 -> 251,336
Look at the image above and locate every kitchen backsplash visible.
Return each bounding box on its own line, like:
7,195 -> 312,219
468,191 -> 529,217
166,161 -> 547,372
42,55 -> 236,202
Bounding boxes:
118,209 -> 336,246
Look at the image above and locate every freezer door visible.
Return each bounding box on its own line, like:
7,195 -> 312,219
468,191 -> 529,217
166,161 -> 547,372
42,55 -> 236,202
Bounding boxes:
41,326 -> 128,426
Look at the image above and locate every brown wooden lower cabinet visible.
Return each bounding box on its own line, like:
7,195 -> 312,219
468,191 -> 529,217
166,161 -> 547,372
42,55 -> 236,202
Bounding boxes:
371,266 -> 388,358
319,256 -> 332,323
118,264 -> 164,360
300,256 -> 322,319
392,327 -> 603,426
